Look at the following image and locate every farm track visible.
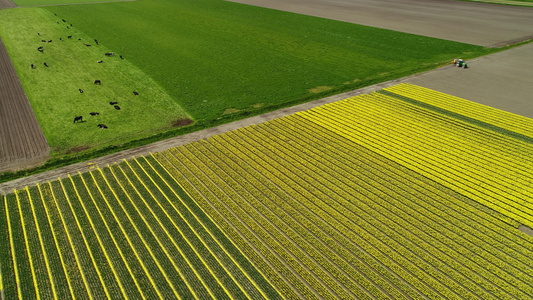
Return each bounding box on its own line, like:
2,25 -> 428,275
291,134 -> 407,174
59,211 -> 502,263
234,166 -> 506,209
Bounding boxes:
0,36 -> 50,172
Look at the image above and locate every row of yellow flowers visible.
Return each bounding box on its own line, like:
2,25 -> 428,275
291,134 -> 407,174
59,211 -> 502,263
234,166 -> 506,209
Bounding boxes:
385,83 -> 533,138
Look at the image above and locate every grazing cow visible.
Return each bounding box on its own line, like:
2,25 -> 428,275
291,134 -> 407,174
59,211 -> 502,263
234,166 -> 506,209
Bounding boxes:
84,44 -> 92,47
41,40 -> 46,42
48,40 -> 52,43
105,52 -> 115,57
62,19 -> 66,22
79,89 -> 84,93
78,38 -> 81,41
94,80 -> 101,85
114,105 -> 121,110
37,33 -> 40,36
68,35 -> 72,39
67,26 -> 70,29
70,24 -> 73,27
97,60 -> 103,63
31,64 -> 35,69
43,62 -> 49,67
133,91 -> 139,96
60,37 -> 62,41
94,39 -> 99,45
109,101 -> 118,105
56,21 -> 59,24
74,116 -> 83,123
120,55 -> 124,59
89,112 -> 99,116
38,47 -> 43,53
97,124 -> 108,129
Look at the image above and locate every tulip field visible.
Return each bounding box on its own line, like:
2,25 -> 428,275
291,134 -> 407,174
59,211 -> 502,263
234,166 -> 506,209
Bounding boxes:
1,84 -> 533,299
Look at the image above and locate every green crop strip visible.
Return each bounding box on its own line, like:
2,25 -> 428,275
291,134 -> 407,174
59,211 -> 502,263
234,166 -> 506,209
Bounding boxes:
378,90 -> 533,144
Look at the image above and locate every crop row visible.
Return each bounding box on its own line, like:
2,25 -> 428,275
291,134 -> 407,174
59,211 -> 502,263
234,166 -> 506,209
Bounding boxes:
0,159 -> 277,299
385,83 -> 533,138
298,92 -> 533,228
149,111 -> 533,299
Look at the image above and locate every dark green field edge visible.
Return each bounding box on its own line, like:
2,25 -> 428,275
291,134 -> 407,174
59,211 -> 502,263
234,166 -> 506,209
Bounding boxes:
378,90 -> 533,144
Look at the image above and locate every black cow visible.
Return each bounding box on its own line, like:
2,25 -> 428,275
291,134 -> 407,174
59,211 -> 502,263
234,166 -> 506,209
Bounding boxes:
84,43 -> 91,47
68,35 -> 72,39
109,101 -> 118,105
105,52 -> 115,57
41,40 -> 46,42
97,124 -> 108,129
94,39 -> 99,45
94,80 -> 101,85
62,19 -> 66,22
74,116 -> 83,123
97,60 -> 103,63
114,105 -> 121,110
133,91 -> 139,96
89,112 -> 100,116
79,89 -> 84,93
37,33 -> 40,36
56,21 -> 59,24
43,62 -> 49,67
37,47 -> 43,53
67,26 -> 70,29
31,64 -> 35,69
60,37 -> 62,41
70,24 -> 73,27
48,40 -> 52,43
120,55 -> 124,59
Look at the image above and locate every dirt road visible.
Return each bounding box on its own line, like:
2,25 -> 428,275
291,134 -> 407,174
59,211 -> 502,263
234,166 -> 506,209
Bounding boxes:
0,36 -> 50,172
228,0 -> 533,47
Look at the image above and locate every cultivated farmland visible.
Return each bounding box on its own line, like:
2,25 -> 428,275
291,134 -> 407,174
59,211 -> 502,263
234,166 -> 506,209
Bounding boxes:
2,85 -> 532,299
0,0 -> 491,160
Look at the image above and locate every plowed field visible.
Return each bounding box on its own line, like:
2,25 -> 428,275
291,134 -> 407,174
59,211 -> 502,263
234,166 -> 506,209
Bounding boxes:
0,36 -> 49,172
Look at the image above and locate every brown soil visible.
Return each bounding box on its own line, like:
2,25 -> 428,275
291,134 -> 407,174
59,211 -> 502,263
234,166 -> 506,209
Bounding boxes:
65,145 -> 92,154
0,36 -> 50,172
172,118 -> 194,127
0,0 -> 16,9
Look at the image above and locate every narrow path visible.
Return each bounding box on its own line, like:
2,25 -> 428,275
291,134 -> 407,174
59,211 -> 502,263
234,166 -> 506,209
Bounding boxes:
0,36 -> 50,173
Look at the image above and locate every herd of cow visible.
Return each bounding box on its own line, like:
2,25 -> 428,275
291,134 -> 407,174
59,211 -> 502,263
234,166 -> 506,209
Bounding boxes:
33,15 -> 139,131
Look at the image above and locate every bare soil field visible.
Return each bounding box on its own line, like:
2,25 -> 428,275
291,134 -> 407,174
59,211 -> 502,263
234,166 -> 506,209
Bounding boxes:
228,0 -> 533,47
404,42 -> 533,118
0,36 -> 50,172
0,0 -> 16,8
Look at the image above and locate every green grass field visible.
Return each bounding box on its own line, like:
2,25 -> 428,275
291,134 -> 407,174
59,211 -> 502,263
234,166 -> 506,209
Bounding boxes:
44,0 -> 488,121
13,0 -> 133,6
0,8 -> 190,154
1,0 -> 489,155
